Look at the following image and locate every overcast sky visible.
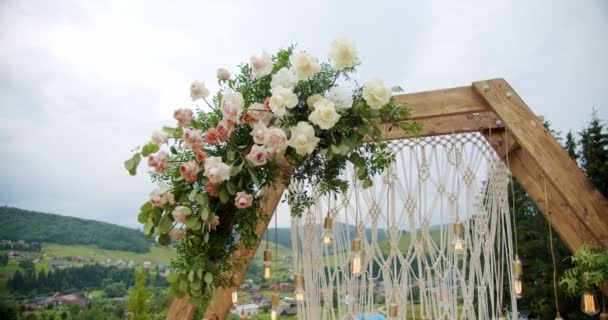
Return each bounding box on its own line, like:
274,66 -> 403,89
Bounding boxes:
0,0 -> 606,229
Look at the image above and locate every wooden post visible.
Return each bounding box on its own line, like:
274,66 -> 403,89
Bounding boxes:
473,79 -> 608,248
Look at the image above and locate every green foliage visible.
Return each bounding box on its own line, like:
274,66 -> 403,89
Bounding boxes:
125,45 -> 420,308
578,110 -> 608,197
559,245 -> 608,296
0,300 -> 19,320
126,269 -> 152,320
0,207 -> 151,253
103,282 -> 128,298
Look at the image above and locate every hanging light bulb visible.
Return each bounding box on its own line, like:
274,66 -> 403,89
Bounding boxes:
554,312 -> 563,320
351,238 -> 362,276
580,272 -> 601,316
263,248 -> 272,279
452,217 -> 466,254
271,292 -> 280,320
388,303 -> 398,320
321,214 -> 333,246
512,255 -> 523,299
581,291 -> 601,316
294,273 -> 305,302
231,288 -> 238,304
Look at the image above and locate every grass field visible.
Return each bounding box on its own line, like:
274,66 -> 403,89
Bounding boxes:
41,243 -> 175,265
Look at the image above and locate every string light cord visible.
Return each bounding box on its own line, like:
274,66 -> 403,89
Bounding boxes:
545,178 -> 561,314
505,127 -> 519,254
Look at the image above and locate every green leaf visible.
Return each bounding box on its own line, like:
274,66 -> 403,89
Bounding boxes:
230,164 -> 243,176
331,144 -> 342,155
203,272 -> 213,284
185,217 -> 200,229
166,272 -> 179,283
197,268 -> 203,279
137,210 -> 149,224
140,201 -> 153,213
157,233 -> 171,246
226,181 -> 237,195
362,178 -> 373,189
219,188 -> 230,204
170,146 -> 178,154
339,144 -> 350,155
141,143 -> 160,157
144,218 -> 154,236
247,167 -> 260,186
163,126 -> 183,139
124,153 -> 141,176
158,215 -> 173,233
199,206 -> 210,220
227,150 -> 235,162
195,193 -> 208,206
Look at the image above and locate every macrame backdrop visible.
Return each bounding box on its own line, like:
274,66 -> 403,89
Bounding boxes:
289,133 -> 518,319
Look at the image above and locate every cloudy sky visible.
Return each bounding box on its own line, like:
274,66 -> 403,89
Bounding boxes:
0,0 -> 606,229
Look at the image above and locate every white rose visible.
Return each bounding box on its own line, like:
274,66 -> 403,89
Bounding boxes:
264,127 -> 288,155
288,122 -> 320,156
329,38 -> 358,70
203,156 -> 231,183
269,86 -> 298,117
289,52 -> 321,81
270,67 -> 297,89
308,98 -> 341,130
217,68 -> 231,80
362,78 -> 391,109
249,51 -> 273,79
222,92 -> 244,123
251,122 -> 268,145
325,86 -> 353,111
150,130 -> 169,145
190,81 -> 210,101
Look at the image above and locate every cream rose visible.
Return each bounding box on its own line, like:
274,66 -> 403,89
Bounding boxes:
246,103 -> 272,126
271,67 -> 297,89
249,51 -> 273,78
203,156 -> 231,183
269,86 -> 298,117
251,122 -> 268,145
329,38 -> 358,70
216,68 -> 231,81
150,130 -> 169,145
150,183 -> 175,207
264,127 -> 288,155
190,81 -> 210,101
289,52 -> 321,80
325,86 -> 353,111
308,98 -> 341,130
171,206 -> 192,223
222,92 -> 244,123
287,121 -> 320,156
362,78 -> 391,109
306,94 -> 323,110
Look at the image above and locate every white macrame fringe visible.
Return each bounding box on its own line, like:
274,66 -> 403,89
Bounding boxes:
290,133 -> 518,320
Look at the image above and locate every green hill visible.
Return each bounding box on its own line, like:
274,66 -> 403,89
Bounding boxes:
0,207 -> 150,253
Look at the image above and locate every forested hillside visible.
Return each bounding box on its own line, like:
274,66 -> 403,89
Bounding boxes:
0,207 -> 150,253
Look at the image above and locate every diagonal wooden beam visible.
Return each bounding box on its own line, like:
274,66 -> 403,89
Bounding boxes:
473,79 -> 608,248
484,130 -> 604,251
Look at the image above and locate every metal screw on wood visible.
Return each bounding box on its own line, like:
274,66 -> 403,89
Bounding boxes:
495,120 -> 503,127
483,84 -> 491,92
506,92 -> 513,99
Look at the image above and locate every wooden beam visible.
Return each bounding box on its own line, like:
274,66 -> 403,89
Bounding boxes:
394,85 -> 489,119
379,111 -> 500,140
473,79 -> 608,248
484,130 -> 604,251
202,181 -> 287,319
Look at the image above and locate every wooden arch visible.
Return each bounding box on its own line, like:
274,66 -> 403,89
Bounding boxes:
168,79 -> 608,320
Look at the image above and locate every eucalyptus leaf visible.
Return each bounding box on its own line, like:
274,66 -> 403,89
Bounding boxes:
141,143 -> 160,157
188,270 -> 195,282
226,181 -> 237,195
195,193 -> 208,206
166,272 -> 179,283
362,178 -> 373,189
124,153 -> 141,176
203,272 -> 213,284
144,218 -> 154,236
137,210 -> 149,224
219,188 -> 230,204
157,233 -> 171,246
199,206 -> 210,220
158,215 -> 173,233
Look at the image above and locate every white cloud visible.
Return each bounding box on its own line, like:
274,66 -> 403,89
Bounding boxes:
0,0 -> 606,228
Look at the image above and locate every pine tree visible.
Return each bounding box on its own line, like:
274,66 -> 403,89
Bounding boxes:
579,111 -> 608,197
564,131 -> 579,163
126,269 -> 151,320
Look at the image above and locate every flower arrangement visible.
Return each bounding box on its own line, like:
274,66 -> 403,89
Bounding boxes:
125,38 -> 420,307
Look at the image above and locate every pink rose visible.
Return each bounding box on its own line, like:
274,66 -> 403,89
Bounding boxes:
169,228 -> 185,241
221,102 -> 242,123
150,183 -> 175,207
147,151 -> 168,173
251,122 -> 268,145
216,119 -> 235,141
182,129 -> 203,150
206,216 -> 220,231
195,148 -> 207,163
246,145 -> 268,166
171,206 -> 192,223
173,108 -> 193,127
235,191 -> 254,209
245,103 -> 272,127
264,128 -> 288,155
179,160 -> 199,182
206,182 -> 218,197
205,128 -> 220,145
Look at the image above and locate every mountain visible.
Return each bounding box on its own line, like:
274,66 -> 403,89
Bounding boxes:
0,207 -> 150,253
